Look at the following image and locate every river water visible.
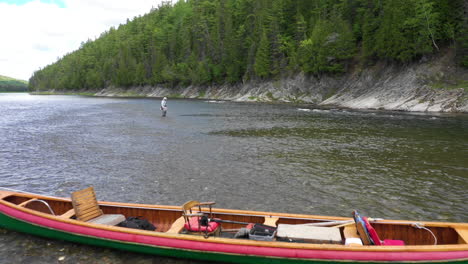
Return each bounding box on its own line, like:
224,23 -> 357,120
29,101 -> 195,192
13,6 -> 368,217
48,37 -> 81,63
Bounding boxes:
0,93 -> 467,263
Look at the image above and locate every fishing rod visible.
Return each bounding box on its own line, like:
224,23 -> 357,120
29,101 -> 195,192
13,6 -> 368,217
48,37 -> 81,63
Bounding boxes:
209,219 -> 250,225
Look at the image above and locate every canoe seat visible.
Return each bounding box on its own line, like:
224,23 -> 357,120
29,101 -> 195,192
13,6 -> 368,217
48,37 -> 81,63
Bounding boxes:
353,211 -> 405,246
182,200 -> 220,236
87,214 -> 126,226
71,187 -> 125,226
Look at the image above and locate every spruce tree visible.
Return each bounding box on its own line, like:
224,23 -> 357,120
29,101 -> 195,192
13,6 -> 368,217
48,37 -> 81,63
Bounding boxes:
254,31 -> 271,78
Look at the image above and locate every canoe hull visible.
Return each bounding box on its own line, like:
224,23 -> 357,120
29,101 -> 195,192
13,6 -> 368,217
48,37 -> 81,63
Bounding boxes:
0,194 -> 467,264
0,207 -> 253,264
3,213 -> 467,264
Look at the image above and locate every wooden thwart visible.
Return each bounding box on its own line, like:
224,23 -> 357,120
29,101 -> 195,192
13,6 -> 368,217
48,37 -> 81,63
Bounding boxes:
456,228 -> 468,244
166,216 -> 186,233
263,216 -> 279,227
60,208 -> 76,218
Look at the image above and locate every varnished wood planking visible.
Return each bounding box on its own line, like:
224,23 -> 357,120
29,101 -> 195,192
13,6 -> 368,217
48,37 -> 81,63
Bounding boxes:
375,224 -> 459,245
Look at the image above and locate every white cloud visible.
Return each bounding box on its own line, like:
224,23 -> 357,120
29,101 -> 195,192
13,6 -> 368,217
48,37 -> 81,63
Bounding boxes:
0,0 -> 164,81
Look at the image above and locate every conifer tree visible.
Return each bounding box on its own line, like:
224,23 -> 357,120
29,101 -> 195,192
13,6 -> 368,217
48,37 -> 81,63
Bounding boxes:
254,31 -> 271,78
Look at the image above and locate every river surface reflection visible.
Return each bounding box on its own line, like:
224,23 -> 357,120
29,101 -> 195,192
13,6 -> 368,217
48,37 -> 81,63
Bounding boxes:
0,93 -> 467,263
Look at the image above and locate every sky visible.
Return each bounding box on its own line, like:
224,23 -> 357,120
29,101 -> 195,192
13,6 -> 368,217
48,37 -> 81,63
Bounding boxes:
0,0 -> 165,81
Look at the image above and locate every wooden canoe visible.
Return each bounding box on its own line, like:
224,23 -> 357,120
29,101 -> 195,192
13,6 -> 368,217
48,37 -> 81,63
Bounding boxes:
0,189 -> 467,264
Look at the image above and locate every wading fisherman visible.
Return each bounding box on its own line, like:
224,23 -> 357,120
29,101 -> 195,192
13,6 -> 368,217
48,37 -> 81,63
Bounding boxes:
160,97 -> 168,117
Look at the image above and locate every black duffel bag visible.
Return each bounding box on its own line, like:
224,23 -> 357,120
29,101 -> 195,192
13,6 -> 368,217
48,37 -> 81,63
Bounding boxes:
117,216 -> 156,231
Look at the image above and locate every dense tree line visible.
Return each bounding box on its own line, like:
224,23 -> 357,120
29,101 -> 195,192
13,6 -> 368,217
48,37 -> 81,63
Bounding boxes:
29,0 -> 468,91
0,75 -> 28,92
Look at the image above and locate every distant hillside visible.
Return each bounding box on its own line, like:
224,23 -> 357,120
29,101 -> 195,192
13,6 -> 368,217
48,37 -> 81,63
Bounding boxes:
29,0 -> 468,91
0,75 -> 28,92
27,0 -> 468,112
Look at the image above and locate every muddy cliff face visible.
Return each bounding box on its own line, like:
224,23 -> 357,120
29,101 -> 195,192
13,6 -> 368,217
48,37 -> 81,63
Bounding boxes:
96,51 -> 467,113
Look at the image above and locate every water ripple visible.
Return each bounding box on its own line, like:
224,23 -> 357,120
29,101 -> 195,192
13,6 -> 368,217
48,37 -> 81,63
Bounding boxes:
0,93 -> 467,263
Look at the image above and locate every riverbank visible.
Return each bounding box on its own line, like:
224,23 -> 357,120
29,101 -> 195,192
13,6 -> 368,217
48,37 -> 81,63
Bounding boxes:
33,50 -> 468,113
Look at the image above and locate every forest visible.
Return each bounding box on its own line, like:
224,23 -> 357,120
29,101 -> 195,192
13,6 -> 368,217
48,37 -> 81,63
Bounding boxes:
29,0 -> 468,91
0,75 -> 28,92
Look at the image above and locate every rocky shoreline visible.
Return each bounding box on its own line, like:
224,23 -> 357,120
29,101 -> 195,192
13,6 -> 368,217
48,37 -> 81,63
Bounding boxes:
44,51 -> 468,113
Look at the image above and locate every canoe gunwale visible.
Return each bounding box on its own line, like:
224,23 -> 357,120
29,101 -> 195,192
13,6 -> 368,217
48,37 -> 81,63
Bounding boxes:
3,190 -> 467,228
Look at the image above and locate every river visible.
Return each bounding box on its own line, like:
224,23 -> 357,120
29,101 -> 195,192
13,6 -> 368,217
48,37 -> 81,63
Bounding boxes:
0,93 -> 467,263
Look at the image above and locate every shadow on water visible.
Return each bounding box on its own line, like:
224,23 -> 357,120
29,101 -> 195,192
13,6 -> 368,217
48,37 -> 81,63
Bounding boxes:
0,94 -> 467,263
0,229 -> 216,264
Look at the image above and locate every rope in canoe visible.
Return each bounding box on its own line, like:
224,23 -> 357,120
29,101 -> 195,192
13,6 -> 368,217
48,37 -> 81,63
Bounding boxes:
371,218 -> 438,245
412,222 -> 437,245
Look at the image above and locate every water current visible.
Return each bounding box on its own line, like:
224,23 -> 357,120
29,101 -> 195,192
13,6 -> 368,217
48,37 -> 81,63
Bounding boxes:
0,93 -> 467,263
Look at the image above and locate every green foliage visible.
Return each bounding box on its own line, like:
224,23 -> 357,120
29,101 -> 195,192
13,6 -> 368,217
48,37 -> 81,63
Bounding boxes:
459,31 -> 468,67
374,0 -> 439,62
454,0 -> 468,67
299,16 -> 355,74
254,32 -> 271,78
29,0 -> 467,92
0,75 -> 28,92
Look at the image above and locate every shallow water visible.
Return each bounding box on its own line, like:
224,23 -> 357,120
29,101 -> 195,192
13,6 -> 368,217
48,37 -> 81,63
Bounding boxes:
0,93 -> 467,263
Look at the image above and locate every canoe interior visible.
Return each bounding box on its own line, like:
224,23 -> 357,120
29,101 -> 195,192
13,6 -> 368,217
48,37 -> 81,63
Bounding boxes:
1,193 -> 466,246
